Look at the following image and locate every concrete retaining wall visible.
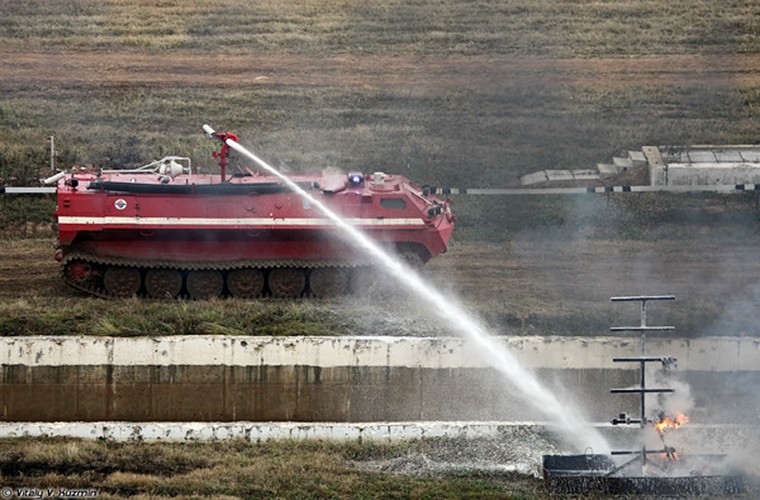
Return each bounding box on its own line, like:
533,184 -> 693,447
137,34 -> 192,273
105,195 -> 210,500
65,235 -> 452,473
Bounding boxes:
0,420 -> 544,442
2,336 -> 759,423
4,335 -> 759,370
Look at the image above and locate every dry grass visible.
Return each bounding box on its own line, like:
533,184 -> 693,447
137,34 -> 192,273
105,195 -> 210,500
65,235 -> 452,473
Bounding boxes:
0,438 -> 539,499
4,72 -> 760,188
1,0 -> 759,56
2,2 -> 760,187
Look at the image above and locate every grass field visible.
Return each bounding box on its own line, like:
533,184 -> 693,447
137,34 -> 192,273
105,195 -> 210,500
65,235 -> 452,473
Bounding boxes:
3,1 -> 760,187
2,0 -> 759,56
0,437 -> 544,499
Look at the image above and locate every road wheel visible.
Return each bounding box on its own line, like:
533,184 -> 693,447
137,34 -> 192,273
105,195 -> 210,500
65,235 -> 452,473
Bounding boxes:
144,268 -> 183,298
227,268 -> 265,298
103,267 -> 141,298
309,267 -> 349,297
186,270 -> 224,299
350,267 -> 384,296
268,267 -> 306,298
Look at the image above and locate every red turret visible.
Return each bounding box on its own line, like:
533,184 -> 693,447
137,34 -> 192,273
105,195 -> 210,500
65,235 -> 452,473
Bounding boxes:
209,130 -> 238,181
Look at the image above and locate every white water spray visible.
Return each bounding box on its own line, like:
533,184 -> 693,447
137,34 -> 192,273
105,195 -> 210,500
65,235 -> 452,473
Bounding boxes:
211,125 -> 610,453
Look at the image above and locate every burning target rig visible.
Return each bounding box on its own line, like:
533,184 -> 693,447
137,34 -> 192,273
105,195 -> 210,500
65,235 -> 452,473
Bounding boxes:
543,295 -> 744,496
608,295 -> 681,476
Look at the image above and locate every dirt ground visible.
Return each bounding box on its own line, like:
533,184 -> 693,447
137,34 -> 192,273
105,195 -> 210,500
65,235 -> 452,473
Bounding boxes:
4,48 -> 760,92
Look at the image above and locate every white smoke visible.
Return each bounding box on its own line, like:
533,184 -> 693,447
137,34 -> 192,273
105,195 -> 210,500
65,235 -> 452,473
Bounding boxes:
658,376 -> 694,418
699,282 -> 760,337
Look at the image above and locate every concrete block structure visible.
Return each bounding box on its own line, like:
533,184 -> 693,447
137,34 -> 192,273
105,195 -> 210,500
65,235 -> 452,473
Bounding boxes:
648,145 -> 760,186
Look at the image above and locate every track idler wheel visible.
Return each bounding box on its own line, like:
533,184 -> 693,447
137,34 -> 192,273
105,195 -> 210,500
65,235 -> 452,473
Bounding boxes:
103,267 -> 141,298
268,267 -> 306,298
309,268 -> 348,297
186,270 -> 224,299
144,269 -> 183,298
227,268 -> 265,298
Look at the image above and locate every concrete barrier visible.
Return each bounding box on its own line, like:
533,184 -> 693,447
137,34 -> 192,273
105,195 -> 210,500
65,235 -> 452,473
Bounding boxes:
3,335 -> 759,370
2,336 -> 759,423
0,421 -> 756,462
0,420 -> 547,442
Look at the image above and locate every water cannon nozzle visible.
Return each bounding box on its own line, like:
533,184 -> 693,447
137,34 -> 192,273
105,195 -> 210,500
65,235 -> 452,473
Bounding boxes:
202,124 -> 216,138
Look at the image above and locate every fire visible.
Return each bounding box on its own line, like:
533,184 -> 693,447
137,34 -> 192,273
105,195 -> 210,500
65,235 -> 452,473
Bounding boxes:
660,446 -> 679,462
654,412 -> 689,433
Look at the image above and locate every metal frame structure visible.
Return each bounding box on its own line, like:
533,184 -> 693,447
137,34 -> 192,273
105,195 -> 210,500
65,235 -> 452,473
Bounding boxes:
609,295 -> 676,475
543,294 -> 744,494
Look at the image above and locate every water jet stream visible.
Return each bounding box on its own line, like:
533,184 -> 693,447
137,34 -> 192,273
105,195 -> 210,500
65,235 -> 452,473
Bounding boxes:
217,127 -> 610,453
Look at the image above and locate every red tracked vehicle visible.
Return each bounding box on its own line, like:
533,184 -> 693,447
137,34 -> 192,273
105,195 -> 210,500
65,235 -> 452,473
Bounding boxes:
52,129 -> 455,298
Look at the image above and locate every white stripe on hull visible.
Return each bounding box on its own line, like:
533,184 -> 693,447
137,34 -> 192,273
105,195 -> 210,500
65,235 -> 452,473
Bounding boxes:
58,216 -> 426,227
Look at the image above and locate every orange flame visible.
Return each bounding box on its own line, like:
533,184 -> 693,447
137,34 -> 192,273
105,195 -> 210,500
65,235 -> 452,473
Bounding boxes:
655,412 -> 689,433
658,448 -> 679,462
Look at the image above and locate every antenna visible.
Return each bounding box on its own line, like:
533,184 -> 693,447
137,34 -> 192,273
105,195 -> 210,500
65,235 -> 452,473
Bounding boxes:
50,135 -> 56,171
